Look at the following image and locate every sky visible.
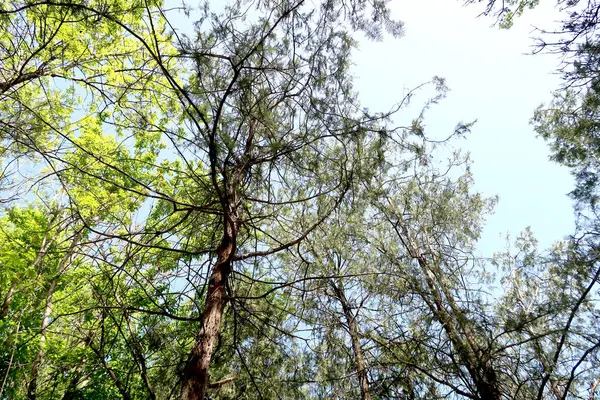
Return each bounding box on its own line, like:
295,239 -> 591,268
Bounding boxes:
351,0 -> 575,256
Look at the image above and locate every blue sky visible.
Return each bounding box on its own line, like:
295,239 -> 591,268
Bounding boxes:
352,0 -> 574,255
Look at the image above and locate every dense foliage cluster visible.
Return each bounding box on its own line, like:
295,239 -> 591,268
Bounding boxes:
0,0 -> 599,399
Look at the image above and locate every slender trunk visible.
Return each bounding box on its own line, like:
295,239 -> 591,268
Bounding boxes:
589,378 -> 600,400
2,226 -> 55,320
330,282 -> 371,400
417,256 -> 501,400
27,232 -> 79,400
88,315 -> 132,400
0,282 -> 16,319
61,374 -> 81,400
27,279 -> 57,400
104,365 -> 131,400
398,224 -> 501,400
0,321 -> 20,399
90,343 -> 132,400
181,218 -> 236,400
530,338 -> 562,400
60,358 -> 86,400
123,310 -> 156,399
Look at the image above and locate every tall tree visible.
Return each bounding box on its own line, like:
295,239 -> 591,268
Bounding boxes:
0,0 -> 409,399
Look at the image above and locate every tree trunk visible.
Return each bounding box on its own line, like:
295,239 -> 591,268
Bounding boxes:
181,222 -> 236,400
88,315 -> 132,400
90,343 -> 132,400
123,310 -> 156,400
180,127 -> 244,399
0,321 -> 20,399
0,282 -> 15,319
61,374 -> 81,400
417,256 -> 501,400
27,232 -> 79,400
330,282 -> 372,400
398,225 -> 502,400
2,226 -> 55,321
27,279 -> 57,400
60,358 -> 86,400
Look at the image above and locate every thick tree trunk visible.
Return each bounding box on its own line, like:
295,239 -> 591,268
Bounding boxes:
180,126 -> 244,399
181,225 -> 236,400
331,282 -> 372,400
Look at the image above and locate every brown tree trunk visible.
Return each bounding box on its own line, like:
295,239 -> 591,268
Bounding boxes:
181,218 -> 236,400
180,119 -> 246,399
416,255 -> 501,400
0,321 -> 20,398
330,281 -> 372,400
61,374 -> 81,400
60,358 -> 86,400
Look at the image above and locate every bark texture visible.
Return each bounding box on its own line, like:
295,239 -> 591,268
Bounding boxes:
181,215 -> 237,400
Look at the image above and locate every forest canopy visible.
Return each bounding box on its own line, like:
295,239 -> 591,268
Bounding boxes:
0,0 -> 599,399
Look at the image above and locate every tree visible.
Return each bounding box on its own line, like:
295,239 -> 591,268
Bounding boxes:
11,0 -> 600,399
0,0 -> 412,399
370,153 -> 507,399
0,205 -> 85,399
465,1 -> 600,398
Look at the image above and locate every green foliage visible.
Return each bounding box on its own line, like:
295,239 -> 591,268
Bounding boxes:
2,0 -> 599,399
464,0 -> 540,28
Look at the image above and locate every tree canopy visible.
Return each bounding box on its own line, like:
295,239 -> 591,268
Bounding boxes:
0,0 -> 599,399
